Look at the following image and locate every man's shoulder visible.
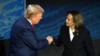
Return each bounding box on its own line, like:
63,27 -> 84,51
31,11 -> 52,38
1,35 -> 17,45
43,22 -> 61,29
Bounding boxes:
12,17 -> 27,28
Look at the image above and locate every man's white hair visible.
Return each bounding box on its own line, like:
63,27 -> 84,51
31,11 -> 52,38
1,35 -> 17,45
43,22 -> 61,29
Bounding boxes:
24,4 -> 44,19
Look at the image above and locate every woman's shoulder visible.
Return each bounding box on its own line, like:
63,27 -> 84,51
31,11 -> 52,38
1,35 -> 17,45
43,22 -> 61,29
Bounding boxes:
60,25 -> 68,30
59,25 -> 69,33
79,25 -> 90,33
61,25 -> 68,28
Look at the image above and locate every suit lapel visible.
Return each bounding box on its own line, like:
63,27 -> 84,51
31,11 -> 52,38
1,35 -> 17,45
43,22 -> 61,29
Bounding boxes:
72,34 -> 79,42
67,28 -> 80,43
64,27 -> 71,43
63,25 -> 84,43
72,31 -> 81,43
23,17 -> 34,31
63,26 -> 80,43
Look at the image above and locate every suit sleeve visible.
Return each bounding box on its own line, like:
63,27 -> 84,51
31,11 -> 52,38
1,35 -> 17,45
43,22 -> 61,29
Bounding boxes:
84,30 -> 95,56
19,29 -> 49,50
54,27 -> 63,47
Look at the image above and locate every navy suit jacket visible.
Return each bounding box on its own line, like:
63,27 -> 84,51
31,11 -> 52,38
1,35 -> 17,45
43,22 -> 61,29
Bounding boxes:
55,25 -> 95,56
9,17 -> 49,56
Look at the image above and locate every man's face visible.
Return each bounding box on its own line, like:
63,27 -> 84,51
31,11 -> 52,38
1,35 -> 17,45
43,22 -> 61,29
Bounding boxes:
30,13 -> 43,25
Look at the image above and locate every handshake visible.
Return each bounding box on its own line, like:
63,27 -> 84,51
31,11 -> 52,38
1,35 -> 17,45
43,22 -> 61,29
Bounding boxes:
46,36 -> 54,45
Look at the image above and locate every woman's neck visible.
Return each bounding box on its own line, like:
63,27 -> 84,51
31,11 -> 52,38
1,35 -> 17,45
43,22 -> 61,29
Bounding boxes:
70,26 -> 75,31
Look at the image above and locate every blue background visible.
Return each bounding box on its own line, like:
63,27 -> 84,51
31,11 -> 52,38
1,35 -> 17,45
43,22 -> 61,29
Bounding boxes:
0,0 -> 24,40
0,0 -> 100,40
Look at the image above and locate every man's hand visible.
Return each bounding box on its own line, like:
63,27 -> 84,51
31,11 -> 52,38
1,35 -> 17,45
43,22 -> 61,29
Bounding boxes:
46,36 -> 53,45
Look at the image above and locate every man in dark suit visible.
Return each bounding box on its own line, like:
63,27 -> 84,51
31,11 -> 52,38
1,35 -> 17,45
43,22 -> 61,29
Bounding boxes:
54,10 -> 95,56
9,4 -> 53,56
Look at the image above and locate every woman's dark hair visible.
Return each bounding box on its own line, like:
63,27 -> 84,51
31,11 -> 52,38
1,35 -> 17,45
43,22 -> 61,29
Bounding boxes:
66,10 -> 84,28
66,10 -> 84,34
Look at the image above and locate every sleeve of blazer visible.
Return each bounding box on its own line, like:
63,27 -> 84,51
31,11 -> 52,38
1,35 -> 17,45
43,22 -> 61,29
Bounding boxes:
84,30 -> 95,56
19,29 -> 49,50
54,27 -> 63,47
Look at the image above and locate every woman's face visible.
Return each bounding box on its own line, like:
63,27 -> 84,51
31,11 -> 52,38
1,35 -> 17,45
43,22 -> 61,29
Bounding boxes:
66,13 -> 75,27
30,13 -> 43,25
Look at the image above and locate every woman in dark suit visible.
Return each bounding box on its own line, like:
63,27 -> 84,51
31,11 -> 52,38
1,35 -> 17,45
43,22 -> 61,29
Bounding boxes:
55,10 -> 95,56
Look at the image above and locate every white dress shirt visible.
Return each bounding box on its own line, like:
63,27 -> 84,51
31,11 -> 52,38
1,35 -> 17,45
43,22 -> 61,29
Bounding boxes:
69,28 -> 75,41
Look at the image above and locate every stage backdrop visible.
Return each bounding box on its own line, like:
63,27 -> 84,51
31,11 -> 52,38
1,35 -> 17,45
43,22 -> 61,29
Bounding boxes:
0,0 -> 100,40
0,0 -> 24,40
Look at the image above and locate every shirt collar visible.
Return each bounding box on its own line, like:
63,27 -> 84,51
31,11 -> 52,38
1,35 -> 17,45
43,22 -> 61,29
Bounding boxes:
69,27 -> 75,32
26,18 -> 32,25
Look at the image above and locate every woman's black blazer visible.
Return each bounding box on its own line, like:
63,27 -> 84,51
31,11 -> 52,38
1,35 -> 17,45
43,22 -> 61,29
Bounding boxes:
55,25 -> 95,56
